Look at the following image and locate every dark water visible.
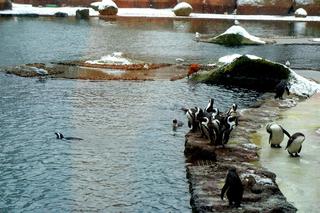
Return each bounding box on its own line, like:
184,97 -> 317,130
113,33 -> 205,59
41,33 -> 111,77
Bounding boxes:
0,73 -> 259,212
0,17 -> 320,68
0,16 -> 319,212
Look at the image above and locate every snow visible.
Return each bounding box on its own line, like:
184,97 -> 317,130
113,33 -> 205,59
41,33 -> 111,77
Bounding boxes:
237,0 -> 263,6
1,3 -> 320,22
241,172 -> 274,185
220,25 -> 266,44
313,38 -> 320,42
0,3 -> 99,16
85,52 -> 133,65
218,54 -> 320,97
173,2 -> 192,11
218,54 -> 261,64
295,8 -> 308,17
96,0 -> 118,10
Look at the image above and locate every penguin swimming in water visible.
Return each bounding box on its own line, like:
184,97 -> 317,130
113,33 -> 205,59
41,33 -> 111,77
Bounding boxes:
285,132 -> 305,157
221,167 -> 244,208
266,122 -> 290,148
55,132 -> 83,141
275,80 -> 290,100
172,119 -> 184,131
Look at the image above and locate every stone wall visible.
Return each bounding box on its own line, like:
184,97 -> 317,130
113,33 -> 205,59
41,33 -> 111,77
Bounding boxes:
11,0 -> 320,15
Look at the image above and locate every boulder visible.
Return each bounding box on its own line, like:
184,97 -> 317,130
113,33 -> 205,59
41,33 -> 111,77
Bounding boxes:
173,2 -> 193,16
54,12 -> 68,17
205,0 -> 236,14
98,0 -> 118,16
237,0 -> 293,15
207,25 -> 266,46
76,9 -> 90,19
295,0 -> 320,16
193,55 -> 291,92
294,8 -> 308,17
0,0 -> 12,10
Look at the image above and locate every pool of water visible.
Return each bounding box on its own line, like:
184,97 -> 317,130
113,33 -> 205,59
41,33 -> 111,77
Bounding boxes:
1,17 -> 320,68
0,16 -> 319,212
0,72 -> 260,212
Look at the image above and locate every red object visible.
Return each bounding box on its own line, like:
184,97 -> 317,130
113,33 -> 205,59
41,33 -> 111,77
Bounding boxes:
188,64 -> 200,78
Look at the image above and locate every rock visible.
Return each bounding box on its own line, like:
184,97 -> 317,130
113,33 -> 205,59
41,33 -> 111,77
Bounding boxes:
193,55 -> 291,92
98,0 -> 118,16
206,25 -> 266,46
205,0 -> 236,14
173,2 -> 193,16
54,12 -> 68,17
237,0 -> 293,15
294,8 -> 308,17
295,0 -> 320,16
76,9 -> 90,19
0,0 -> 12,10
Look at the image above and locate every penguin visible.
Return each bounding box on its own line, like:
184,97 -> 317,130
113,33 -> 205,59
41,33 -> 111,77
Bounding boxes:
285,132 -> 305,157
275,80 -> 290,100
172,119 -> 184,131
184,107 -> 203,132
55,132 -> 83,141
205,98 -> 215,113
195,32 -> 200,42
266,122 -> 290,148
226,103 -> 238,125
200,117 -> 216,144
221,115 -> 237,146
221,167 -> 244,208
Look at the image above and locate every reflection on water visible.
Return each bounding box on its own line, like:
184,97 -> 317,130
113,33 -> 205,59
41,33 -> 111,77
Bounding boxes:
252,94 -> 320,213
0,17 -> 320,68
0,73 -> 260,211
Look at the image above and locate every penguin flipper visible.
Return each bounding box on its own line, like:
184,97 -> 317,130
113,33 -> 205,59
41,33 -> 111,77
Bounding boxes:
285,138 -> 294,150
281,126 -> 291,138
298,146 -> 302,153
268,133 -> 272,144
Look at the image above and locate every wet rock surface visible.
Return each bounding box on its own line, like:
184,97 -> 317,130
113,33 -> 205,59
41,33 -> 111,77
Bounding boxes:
185,93 -> 298,212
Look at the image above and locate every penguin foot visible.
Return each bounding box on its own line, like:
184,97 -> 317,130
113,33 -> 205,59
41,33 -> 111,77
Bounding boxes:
295,153 -> 300,157
271,144 -> 281,148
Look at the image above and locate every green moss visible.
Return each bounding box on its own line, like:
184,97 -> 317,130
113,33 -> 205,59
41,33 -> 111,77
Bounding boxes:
208,34 -> 262,46
194,56 -> 291,91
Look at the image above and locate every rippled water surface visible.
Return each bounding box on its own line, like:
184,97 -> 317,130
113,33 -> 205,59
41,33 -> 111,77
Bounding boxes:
0,16 -> 319,212
0,73 -> 259,212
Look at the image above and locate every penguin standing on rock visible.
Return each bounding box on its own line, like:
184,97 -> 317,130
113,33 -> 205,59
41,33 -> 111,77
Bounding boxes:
285,132 -> 305,157
221,167 -> 244,208
183,107 -> 203,132
266,122 -> 290,148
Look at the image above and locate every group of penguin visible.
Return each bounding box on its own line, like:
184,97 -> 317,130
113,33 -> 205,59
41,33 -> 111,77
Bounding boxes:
266,122 -> 305,157
181,98 -> 238,147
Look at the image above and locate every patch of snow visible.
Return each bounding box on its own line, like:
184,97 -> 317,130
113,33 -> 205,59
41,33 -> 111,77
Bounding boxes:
85,52 -> 133,65
295,0 -> 314,5
173,2 -> 192,11
218,54 -> 261,64
313,38 -> 320,42
242,143 -> 258,150
241,173 -> 274,185
295,8 -> 308,17
221,25 -> 266,44
97,0 -> 118,10
237,0 -> 264,6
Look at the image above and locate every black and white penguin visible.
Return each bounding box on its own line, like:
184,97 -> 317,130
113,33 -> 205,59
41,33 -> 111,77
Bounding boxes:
226,103 -> 238,125
266,122 -> 290,148
221,167 -> 244,208
221,115 -> 238,146
200,117 -> 216,144
205,98 -> 215,113
185,107 -> 203,132
285,132 -> 305,157
172,119 -> 184,131
55,132 -> 83,141
275,80 -> 290,100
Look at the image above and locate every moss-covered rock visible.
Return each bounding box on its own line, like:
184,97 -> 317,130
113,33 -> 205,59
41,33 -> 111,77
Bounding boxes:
173,2 -> 193,16
193,55 -> 291,91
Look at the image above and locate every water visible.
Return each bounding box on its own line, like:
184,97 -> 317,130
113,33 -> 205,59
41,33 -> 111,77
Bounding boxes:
0,73 -> 259,211
0,16 -> 319,212
252,94 -> 320,213
1,17 -> 320,68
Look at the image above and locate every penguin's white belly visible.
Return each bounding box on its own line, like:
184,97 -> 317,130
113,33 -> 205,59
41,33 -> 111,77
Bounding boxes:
287,142 -> 302,153
270,127 -> 284,144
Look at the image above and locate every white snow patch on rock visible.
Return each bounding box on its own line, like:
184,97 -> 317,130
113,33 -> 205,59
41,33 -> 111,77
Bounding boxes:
97,0 -> 118,10
218,54 -> 261,64
241,173 -> 274,185
295,8 -> 308,17
312,38 -> 320,42
221,25 -> 266,44
85,52 -> 133,65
